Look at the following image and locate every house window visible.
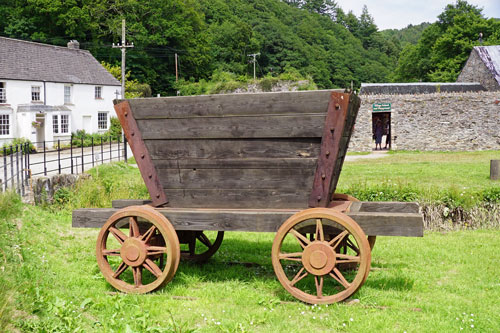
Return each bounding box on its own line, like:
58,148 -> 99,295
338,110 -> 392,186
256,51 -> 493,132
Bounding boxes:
95,86 -> 102,99
52,115 -> 58,134
98,112 -> 108,130
61,114 -> 69,133
31,86 -> 41,101
0,114 -> 9,135
0,82 -> 6,103
64,85 -> 72,104
52,114 -> 70,134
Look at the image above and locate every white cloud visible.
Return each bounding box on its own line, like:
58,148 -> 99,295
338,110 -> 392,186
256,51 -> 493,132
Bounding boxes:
335,0 -> 500,30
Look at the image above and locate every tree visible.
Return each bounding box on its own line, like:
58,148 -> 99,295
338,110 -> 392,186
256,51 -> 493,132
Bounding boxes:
101,62 -> 152,98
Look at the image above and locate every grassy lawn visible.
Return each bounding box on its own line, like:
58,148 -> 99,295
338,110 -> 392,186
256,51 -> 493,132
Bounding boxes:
1,205 -> 499,332
0,150 -> 499,331
340,150 -> 499,191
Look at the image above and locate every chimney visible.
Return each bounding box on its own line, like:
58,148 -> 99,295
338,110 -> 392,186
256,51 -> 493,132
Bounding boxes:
67,40 -> 80,49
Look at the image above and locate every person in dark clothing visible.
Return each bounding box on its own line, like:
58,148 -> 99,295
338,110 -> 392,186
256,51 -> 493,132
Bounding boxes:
384,121 -> 390,149
374,119 -> 383,150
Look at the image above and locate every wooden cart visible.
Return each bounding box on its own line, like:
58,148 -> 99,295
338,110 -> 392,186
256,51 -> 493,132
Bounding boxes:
72,90 -> 423,304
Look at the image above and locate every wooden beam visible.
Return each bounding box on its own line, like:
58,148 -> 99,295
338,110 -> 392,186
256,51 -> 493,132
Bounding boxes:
136,114 -> 326,140
127,90 -> 343,119
114,101 -> 167,207
73,204 -> 423,237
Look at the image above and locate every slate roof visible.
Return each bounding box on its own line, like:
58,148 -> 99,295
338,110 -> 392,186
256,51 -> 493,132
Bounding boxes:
474,45 -> 500,86
0,37 -> 120,86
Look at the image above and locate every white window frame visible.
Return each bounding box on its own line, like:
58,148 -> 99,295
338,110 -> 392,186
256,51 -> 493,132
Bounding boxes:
98,111 -> 108,130
0,112 -> 11,137
64,85 -> 72,104
95,86 -> 103,99
52,112 -> 70,135
31,86 -> 41,102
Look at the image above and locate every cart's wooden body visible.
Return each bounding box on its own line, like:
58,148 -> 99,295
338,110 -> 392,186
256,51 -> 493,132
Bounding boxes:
73,90 -> 423,304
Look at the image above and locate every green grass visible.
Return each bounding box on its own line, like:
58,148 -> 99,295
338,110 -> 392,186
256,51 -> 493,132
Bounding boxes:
1,151 -> 499,331
1,204 -> 499,332
338,150 -> 500,208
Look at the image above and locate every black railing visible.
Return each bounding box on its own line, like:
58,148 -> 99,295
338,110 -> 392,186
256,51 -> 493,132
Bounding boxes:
0,134 -> 128,194
1,143 -> 29,195
29,134 -> 128,177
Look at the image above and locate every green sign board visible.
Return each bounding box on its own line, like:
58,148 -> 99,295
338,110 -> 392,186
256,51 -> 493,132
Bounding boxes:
372,102 -> 391,112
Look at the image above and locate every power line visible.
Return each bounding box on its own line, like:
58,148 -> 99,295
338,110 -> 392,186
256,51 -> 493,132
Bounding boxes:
112,19 -> 134,99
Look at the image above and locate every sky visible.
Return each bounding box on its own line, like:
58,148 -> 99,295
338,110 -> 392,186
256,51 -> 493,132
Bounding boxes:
334,0 -> 500,30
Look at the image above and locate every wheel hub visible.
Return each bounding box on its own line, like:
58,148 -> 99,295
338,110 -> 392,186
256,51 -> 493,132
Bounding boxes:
121,238 -> 147,267
302,242 -> 336,276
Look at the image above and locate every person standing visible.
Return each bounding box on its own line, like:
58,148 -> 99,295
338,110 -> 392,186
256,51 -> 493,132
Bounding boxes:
384,120 -> 391,150
374,119 -> 383,150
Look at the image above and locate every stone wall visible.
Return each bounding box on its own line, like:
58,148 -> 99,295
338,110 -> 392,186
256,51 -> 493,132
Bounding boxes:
349,91 -> 500,151
457,49 -> 500,91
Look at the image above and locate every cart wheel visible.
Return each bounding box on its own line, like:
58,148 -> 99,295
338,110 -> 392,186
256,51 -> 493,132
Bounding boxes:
331,193 -> 376,250
96,205 -> 180,293
178,231 -> 224,263
272,208 -> 371,304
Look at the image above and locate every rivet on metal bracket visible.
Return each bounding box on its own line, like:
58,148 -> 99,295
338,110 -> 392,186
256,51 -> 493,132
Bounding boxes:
148,174 -> 152,179
321,173 -> 326,179
317,195 -> 322,201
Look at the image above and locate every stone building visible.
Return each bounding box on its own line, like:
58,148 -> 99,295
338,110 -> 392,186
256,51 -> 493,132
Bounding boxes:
457,45 -> 500,91
349,83 -> 500,152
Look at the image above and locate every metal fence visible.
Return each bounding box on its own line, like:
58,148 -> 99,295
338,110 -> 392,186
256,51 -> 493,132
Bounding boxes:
0,143 -> 29,195
1,134 -> 128,194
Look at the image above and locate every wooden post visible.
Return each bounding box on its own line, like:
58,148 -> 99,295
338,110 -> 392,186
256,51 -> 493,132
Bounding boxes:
491,160 -> 500,180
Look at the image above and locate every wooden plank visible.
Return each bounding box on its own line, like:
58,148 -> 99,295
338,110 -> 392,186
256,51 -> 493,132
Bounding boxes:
136,114 -> 326,140
127,90 -> 342,119
113,199 -> 152,208
159,189 -> 310,209
350,202 -> 420,214
72,207 -> 423,237
156,167 -> 315,190
151,158 -> 318,169
144,138 -> 321,160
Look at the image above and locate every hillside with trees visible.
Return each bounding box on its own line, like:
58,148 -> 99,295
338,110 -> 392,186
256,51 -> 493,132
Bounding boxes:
392,0 -> 500,82
0,0 -> 400,94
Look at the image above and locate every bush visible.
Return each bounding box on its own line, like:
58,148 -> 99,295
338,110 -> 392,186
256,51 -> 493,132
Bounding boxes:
0,138 -> 35,155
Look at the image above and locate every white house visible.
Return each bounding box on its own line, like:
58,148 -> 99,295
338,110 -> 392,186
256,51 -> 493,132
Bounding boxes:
0,37 -> 121,147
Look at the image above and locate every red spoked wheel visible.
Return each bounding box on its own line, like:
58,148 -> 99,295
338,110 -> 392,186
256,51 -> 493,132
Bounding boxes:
272,208 -> 371,304
96,205 -> 180,293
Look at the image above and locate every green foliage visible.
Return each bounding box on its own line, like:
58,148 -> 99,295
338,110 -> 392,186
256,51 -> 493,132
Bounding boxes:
71,126 -> 122,148
101,62 -> 152,98
393,0 -> 500,82
381,23 -> 431,47
0,138 -> 35,155
0,0 -> 403,93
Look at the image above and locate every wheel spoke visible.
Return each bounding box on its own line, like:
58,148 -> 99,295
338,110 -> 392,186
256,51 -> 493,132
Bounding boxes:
315,219 -> 324,241
289,267 -> 308,287
133,266 -> 142,287
346,237 -> 360,255
197,232 -> 213,248
315,276 -> 324,298
141,225 -> 157,244
129,217 -> 140,238
328,230 -> 349,249
278,252 -> 303,262
188,236 -> 196,255
329,267 -> 351,289
147,246 -> 167,256
102,249 -> 121,256
112,261 -> 128,279
143,258 -> 162,277
290,229 -> 311,249
336,253 -> 361,263
109,227 -> 128,244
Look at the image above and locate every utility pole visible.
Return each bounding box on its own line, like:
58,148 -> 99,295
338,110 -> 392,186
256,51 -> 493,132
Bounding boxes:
247,53 -> 260,80
175,53 -> 178,82
112,19 -> 134,99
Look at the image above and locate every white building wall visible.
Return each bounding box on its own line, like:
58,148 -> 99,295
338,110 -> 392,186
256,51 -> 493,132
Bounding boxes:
0,78 -> 119,147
